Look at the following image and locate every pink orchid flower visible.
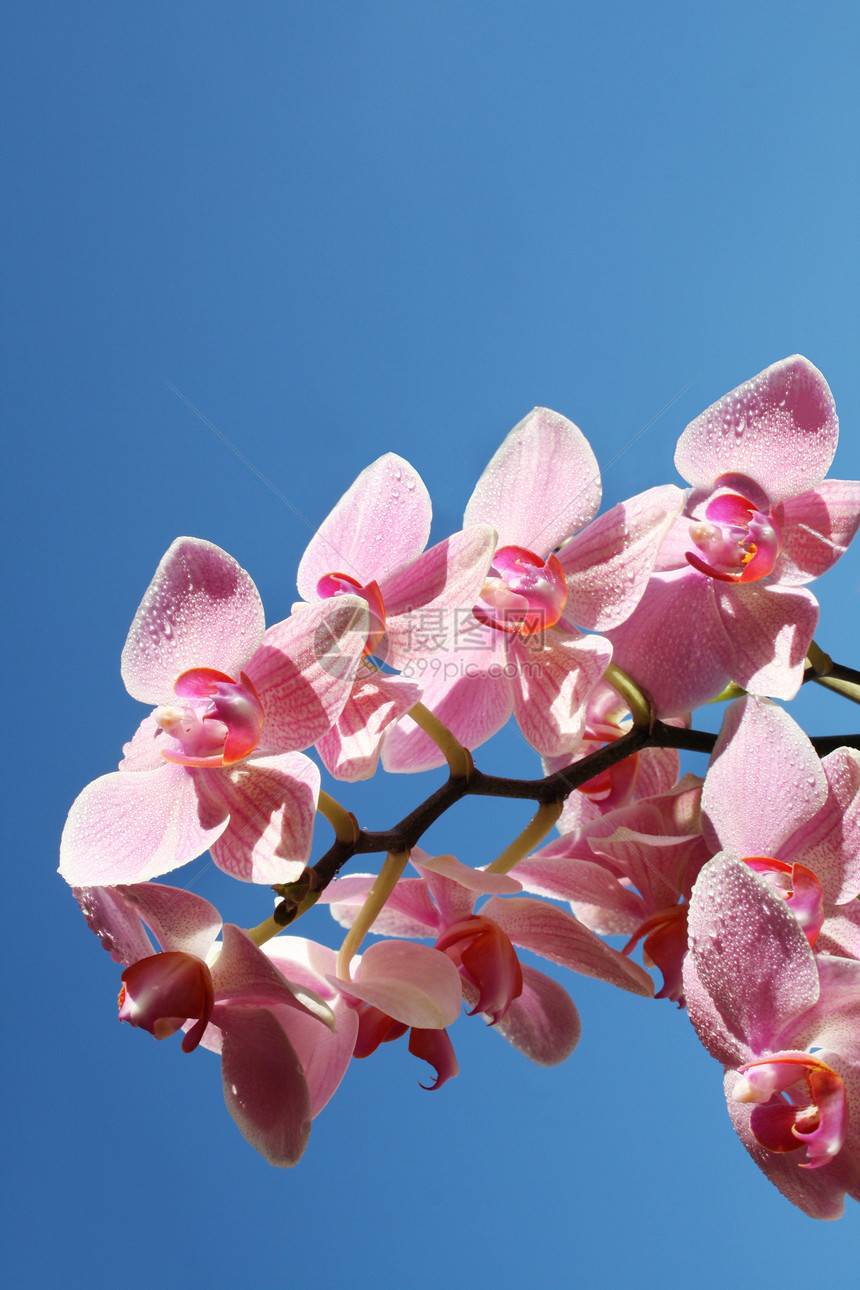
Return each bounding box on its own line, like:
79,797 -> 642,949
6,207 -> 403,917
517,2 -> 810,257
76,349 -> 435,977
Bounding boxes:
607,356 -> 860,715
60,537 -> 370,886
327,937 -> 465,1090
541,679 -> 682,835
684,853 -> 860,1219
702,695 -> 860,953
296,452 -> 497,779
322,849 -> 654,1069
75,882 -> 346,1168
514,776 -> 710,1002
382,407 -> 684,770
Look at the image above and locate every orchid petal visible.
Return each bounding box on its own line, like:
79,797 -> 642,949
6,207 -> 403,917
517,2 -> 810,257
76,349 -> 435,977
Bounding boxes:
687,854 -> 819,1055
508,630 -> 611,757
588,827 -> 705,915
675,356 -> 839,504
776,480 -> 860,584
464,407 -> 601,553
791,957 -> 860,1061
379,525 -> 498,665
262,938 -> 359,1118
606,569 -> 735,718
682,951 -> 749,1069
558,485 -> 686,630
787,747 -> 860,904
713,581 -> 819,699
245,598 -> 369,750
60,761 -> 229,887
206,752 -> 320,884
816,904 -> 860,960
635,746 -> 682,800
218,1005 -> 312,1167
296,453 -> 431,599
210,925 -> 333,1027
415,856 -> 518,897
482,896 -> 654,996
74,885 -> 156,967
121,537 -> 266,704
553,789 -> 606,834
492,965 -> 581,1065
381,634 -> 514,772
277,995 -> 359,1117
413,864 -> 480,927
103,882 -> 222,960
512,854 -> 644,936
260,935 -> 345,1000
702,696 -> 828,859
334,941 -> 463,1029
321,874 -> 442,939
316,667 -> 421,781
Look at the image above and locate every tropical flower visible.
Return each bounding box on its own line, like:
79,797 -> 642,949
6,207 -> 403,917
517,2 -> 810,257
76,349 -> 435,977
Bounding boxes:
75,882 -> 345,1167
684,853 -> 860,1219
608,356 -> 860,715
296,452 -> 496,778
322,849 -> 653,1068
383,407 -> 684,769
701,695 -> 860,953
60,537 -> 369,886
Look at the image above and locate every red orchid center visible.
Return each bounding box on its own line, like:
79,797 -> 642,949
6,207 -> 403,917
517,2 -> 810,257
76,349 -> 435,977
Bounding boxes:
352,1003 -> 459,1091
119,951 -> 215,1053
316,572 -> 387,656
435,915 -> 524,1025
623,904 -> 688,1003
734,1052 -> 846,1170
473,545 -> 568,636
742,856 -> 824,946
154,667 -> 264,768
685,492 -> 783,584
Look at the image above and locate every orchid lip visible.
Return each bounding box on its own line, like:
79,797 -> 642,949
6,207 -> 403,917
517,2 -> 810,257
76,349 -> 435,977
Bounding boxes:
472,545 -> 568,636
684,490 -> 783,584
316,572 -> 387,656
156,668 -> 265,768
435,915 -> 523,1025
735,1053 -> 846,1169
119,951 -> 215,1053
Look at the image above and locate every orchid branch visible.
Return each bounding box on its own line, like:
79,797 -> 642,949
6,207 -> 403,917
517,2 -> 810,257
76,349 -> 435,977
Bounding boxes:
271,715 -> 860,926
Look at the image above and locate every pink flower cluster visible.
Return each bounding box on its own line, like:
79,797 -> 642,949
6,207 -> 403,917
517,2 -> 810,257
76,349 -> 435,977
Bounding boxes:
62,356 -> 860,1215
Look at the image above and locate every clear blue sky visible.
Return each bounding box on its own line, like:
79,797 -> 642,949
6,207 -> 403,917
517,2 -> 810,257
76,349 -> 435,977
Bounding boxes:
4,3 -> 859,1285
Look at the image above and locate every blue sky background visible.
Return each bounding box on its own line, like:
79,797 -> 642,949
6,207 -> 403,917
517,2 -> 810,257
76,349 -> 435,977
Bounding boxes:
4,3 -> 859,1285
